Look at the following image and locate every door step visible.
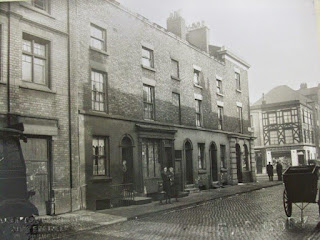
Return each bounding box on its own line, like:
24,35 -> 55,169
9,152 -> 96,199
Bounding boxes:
185,184 -> 200,193
123,197 -> 152,205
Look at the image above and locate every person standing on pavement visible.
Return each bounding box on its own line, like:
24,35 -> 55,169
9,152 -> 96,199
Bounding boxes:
266,162 -> 274,181
167,167 -> 174,204
161,167 -> 170,204
168,167 -> 179,202
276,162 -> 283,181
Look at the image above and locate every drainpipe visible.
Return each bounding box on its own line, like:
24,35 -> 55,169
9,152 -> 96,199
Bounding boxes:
67,0 -> 73,211
7,2 -> 11,126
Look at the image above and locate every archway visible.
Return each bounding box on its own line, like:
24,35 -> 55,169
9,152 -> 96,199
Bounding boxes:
236,144 -> 242,183
121,136 -> 134,184
210,142 -> 218,182
184,140 -> 193,184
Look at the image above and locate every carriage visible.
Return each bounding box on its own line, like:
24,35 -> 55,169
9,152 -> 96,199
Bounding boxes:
283,165 -> 318,219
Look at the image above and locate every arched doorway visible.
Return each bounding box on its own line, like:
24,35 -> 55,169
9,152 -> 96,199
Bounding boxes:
243,144 -> 249,171
236,144 -> 242,183
210,142 -> 218,182
121,136 -> 134,184
184,140 -> 193,184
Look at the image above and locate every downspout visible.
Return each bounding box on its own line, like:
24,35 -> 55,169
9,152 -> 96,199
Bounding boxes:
67,0 -> 73,210
7,2 -> 11,126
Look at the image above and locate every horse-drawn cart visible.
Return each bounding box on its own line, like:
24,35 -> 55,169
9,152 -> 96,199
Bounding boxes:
283,165 -> 318,220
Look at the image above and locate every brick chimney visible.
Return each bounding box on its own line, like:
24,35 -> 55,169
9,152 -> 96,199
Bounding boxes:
187,21 -> 210,53
167,11 -> 187,40
300,83 -> 308,89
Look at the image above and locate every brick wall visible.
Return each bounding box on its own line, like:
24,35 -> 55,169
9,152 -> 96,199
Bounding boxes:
0,0 -> 79,214
74,0 -> 251,135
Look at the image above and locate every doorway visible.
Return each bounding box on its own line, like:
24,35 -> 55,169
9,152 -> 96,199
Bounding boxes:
236,144 -> 242,183
210,143 -> 218,182
185,140 -> 193,184
20,137 -> 51,215
256,152 -> 262,174
121,136 -> 134,184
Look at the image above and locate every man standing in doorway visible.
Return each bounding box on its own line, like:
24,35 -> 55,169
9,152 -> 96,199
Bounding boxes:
122,160 -> 128,183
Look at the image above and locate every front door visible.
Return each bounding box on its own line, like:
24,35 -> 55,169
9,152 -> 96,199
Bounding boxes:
185,141 -> 193,184
121,137 -> 134,184
122,147 -> 133,184
21,137 -> 51,215
210,144 -> 218,181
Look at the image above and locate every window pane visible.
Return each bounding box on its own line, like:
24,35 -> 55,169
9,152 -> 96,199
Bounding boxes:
91,25 -> 103,39
142,48 -> 151,58
22,40 -> 32,52
285,130 -> 293,144
194,71 -> 200,84
142,58 -> 151,68
91,70 -> 105,111
34,58 -> 46,84
33,0 -> 46,10
22,55 -> 32,82
91,38 -> 103,50
34,43 -> 46,56
171,59 -> 179,77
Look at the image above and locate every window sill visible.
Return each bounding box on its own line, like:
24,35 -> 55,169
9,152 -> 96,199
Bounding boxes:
216,93 -> 224,97
90,46 -> 109,56
194,84 -> 203,89
236,89 -> 242,93
171,75 -> 181,81
198,169 -> 207,174
19,81 -> 56,94
0,81 -> 6,85
220,168 -> 228,173
91,176 -> 112,183
141,64 -> 156,72
19,3 -> 55,19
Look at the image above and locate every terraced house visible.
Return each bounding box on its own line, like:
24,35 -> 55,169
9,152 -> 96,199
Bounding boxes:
0,0 -> 255,213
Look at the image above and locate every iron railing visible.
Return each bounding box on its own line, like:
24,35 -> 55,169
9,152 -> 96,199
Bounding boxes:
110,183 -> 134,208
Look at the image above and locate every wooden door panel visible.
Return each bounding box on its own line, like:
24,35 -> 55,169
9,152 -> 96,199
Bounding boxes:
21,138 -> 49,215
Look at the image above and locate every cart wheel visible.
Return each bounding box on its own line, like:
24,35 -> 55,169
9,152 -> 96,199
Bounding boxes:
283,189 -> 292,217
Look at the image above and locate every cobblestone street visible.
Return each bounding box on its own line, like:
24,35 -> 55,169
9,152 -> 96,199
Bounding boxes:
56,185 -> 320,240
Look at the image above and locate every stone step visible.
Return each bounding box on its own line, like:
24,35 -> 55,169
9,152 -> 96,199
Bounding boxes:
185,187 -> 200,194
177,191 -> 189,198
185,184 -> 195,189
123,196 -> 152,205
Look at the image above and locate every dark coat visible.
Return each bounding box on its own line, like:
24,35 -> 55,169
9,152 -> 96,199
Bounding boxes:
267,164 -> 274,176
161,171 -> 169,193
276,163 -> 283,175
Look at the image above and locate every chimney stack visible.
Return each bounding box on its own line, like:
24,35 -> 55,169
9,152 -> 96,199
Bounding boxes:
186,21 -> 210,53
166,11 -> 187,40
300,83 -> 308,89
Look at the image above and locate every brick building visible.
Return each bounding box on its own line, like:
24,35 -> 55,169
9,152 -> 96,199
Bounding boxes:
251,85 -> 319,174
1,0 -> 255,213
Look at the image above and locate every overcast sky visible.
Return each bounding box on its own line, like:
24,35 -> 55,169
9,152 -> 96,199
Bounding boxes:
117,0 -> 320,104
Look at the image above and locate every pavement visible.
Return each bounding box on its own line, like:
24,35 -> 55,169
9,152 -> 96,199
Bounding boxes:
61,184 -> 320,240
30,177 -> 281,239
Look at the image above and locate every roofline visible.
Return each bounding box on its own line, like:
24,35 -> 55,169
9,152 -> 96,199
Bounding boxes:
106,0 -> 248,68
250,100 -> 313,110
217,47 -> 251,68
